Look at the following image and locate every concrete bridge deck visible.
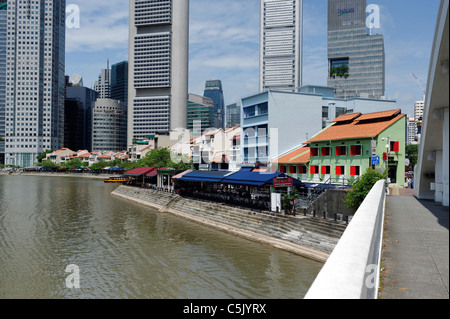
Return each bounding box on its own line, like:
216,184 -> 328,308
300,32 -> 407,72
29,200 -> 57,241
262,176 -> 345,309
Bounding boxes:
380,188 -> 449,299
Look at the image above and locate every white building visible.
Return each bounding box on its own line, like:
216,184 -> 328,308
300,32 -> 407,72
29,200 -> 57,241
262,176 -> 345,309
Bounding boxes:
406,117 -> 417,145
415,0 -> 449,207
260,0 -> 303,92
128,0 -> 189,145
5,0 -> 66,167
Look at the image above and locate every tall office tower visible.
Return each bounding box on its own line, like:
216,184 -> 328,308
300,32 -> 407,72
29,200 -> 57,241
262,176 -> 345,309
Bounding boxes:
5,0 -> 66,167
328,0 -> 385,99
128,0 -> 189,145
111,61 -> 128,103
226,102 -> 241,129
259,0 -> 303,92
204,80 -> 225,129
66,85 -> 98,152
0,0 -> 6,164
92,99 -> 127,152
187,93 -> 214,131
94,61 -> 111,99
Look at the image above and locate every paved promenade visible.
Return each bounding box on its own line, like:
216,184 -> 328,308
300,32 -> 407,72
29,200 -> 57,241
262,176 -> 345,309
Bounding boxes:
379,187 -> 449,299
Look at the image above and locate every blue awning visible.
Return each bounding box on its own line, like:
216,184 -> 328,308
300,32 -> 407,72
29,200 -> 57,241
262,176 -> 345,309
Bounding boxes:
221,171 -> 302,187
178,170 -> 232,183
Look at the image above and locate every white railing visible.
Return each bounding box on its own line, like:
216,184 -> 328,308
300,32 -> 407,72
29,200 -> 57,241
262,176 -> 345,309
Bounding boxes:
304,180 -> 386,299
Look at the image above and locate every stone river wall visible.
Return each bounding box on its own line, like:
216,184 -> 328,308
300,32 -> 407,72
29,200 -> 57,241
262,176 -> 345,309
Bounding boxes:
112,186 -> 348,263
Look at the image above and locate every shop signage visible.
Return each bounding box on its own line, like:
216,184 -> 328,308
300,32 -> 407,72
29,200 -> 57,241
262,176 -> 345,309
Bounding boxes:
273,177 -> 293,188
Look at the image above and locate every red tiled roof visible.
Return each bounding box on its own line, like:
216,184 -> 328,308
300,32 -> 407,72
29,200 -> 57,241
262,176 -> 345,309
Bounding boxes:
309,109 -> 406,142
332,112 -> 362,123
274,146 -> 310,164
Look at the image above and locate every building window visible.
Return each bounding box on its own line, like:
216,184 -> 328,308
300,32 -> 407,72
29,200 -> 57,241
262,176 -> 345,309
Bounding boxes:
335,145 -> 347,156
310,147 -> 319,157
298,166 -> 307,174
321,147 -> 331,157
390,141 -> 400,153
310,165 -> 319,175
350,144 -> 362,156
289,166 -> 296,174
321,166 -> 331,175
350,166 -> 361,176
280,165 -> 286,173
336,166 -> 345,175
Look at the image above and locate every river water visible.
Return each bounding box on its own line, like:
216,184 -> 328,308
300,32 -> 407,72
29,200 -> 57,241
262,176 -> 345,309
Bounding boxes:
0,175 -> 322,299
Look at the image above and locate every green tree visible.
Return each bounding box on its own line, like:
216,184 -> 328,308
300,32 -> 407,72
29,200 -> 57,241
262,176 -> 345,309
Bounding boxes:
283,189 -> 300,214
135,148 -> 192,170
405,144 -> 418,170
36,149 -> 54,163
344,168 -> 388,211
63,158 -> 84,169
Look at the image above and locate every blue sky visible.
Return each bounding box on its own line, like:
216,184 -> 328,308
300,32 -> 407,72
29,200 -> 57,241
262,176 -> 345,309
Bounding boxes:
65,0 -> 440,117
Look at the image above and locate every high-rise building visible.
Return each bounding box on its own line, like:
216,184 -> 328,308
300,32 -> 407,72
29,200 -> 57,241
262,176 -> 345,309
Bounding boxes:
65,85 -> 98,152
204,80 -> 225,129
414,99 -> 425,123
259,0 -> 303,92
94,60 -> 111,99
128,0 -> 189,145
327,0 -> 385,99
226,103 -> 241,129
187,93 -> 214,131
92,99 -> 127,152
5,0 -> 66,167
0,0 -> 6,165
111,61 -> 128,104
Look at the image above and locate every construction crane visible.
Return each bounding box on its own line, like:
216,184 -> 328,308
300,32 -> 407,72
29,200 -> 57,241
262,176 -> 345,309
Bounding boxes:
411,73 -> 426,95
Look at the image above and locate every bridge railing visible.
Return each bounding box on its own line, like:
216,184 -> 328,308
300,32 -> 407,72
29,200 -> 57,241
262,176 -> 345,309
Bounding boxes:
304,180 -> 387,299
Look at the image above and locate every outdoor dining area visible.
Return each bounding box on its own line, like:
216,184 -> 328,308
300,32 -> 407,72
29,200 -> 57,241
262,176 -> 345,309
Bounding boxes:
173,167 -> 304,211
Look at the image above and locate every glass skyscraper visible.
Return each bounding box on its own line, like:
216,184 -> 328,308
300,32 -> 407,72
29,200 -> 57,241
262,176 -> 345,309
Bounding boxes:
260,0 -> 303,92
5,0 -> 66,167
204,80 -> 225,129
0,0 -> 6,164
111,61 -> 128,104
327,0 -> 385,99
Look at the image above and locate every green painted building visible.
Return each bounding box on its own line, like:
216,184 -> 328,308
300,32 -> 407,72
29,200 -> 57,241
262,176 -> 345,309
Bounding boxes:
274,109 -> 407,186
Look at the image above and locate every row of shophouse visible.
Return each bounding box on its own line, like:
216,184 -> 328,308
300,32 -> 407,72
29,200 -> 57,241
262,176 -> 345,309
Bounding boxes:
45,148 -> 128,166
44,108 -> 407,187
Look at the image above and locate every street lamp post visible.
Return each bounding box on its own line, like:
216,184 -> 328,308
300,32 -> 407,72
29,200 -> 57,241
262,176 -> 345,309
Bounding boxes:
382,135 -> 391,182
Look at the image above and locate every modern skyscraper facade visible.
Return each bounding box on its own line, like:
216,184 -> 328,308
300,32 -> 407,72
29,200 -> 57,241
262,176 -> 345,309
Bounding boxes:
94,61 -> 111,99
327,0 -> 385,99
0,0 -> 6,164
92,99 -> 127,152
203,80 -> 225,129
4,0 -> 66,167
260,0 -> 303,92
111,61 -> 128,104
65,85 -> 98,152
128,0 -> 189,145
187,93 -> 214,131
226,103 -> 241,129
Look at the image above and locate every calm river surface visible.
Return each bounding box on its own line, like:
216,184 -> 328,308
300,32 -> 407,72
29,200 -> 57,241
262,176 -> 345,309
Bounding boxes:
0,175 -> 322,299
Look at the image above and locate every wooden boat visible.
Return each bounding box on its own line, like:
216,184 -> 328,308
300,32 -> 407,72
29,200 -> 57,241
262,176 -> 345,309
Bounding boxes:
104,176 -> 128,184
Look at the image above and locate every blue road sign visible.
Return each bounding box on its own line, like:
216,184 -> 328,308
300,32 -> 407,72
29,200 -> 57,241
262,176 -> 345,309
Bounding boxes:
371,156 -> 380,165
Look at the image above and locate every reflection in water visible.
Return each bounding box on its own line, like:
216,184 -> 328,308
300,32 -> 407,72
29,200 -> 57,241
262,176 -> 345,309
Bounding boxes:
0,175 -> 322,299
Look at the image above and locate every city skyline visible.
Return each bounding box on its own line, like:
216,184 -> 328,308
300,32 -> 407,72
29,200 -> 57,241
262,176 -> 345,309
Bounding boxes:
65,0 -> 440,118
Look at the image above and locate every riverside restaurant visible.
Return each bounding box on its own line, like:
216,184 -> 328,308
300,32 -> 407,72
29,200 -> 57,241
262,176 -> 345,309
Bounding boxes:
173,167 -> 304,212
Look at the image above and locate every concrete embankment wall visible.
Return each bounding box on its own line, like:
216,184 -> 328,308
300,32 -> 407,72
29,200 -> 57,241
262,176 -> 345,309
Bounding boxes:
112,185 -> 348,263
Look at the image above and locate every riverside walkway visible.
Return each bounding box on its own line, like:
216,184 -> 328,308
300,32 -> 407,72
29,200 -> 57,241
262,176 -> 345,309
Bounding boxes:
379,186 -> 449,299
